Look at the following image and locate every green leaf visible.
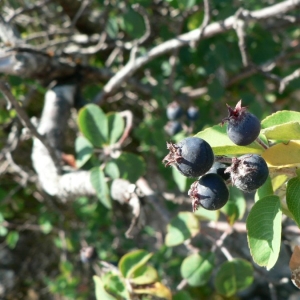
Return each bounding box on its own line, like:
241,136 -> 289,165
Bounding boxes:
75,136 -> 93,168
103,273 -> 130,299
130,264 -> 158,285
246,195 -> 282,270
255,176 -> 273,202
173,291 -> 193,300
107,112 -> 124,145
165,212 -> 199,247
172,167 -> 187,192
194,207 -> 219,221
221,186 -> 246,224
104,161 -> 120,179
286,177 -> 300,227
195,125 -> 263,155
262,141 -> 300,167
119,249 -> 153,279
6,231 -> 19,249
214,259 -> 253,297
120,8 -> 145,39
0,226 -> 8,236
90,167 -> 112,209
93,276 -> 117,300
262,122 -> 300,141
78,104 -> 108,147
106,17 -> 119,38
113,153 -> 146,183
261,110 -> 300,128
180,252 -> 215,287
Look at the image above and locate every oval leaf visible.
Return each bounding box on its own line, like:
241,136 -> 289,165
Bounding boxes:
90,167 -> 111,209
194,207 -> 219,221
78,104 -> 108,147
165,212 -> 200,247
93,276 -> 117,300
195,125 -> 263,155
246,195 -> 282,270
102,273 -> 130,299
286,177 -> 300,227
221,186 -> 246,225
181,252 -> 215,287
107,112 -> 124,145
119,249 -> 153,279
75,136 -> 93,168
214,259 -> 253,297
113,152 -> 146,183
262,140 -> 300,167
255,176 -> 273,202
261,110 -> 300,128
262,122 -> 300,141
130,264 -> 158,285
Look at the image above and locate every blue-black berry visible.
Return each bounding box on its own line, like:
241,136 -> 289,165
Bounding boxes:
166,101 -> 183,120
187,106 -> 200,121
188,173 -> 229,211
163,137 -> 214,178
164,121 -> 182,136
222,100 -> 261,146
207,162 -> 231,181
225,154 -> 269,193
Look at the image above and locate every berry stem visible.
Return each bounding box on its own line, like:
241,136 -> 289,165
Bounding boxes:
215,156 -> 232,164
255,137 -> 269,150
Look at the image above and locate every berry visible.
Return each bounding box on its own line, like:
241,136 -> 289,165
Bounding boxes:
164,121 -> 182,136
222,100 -> 261,146
163,137 -> 214,178
187,106 -> 200,121
225,154 -> 269,193
166,101 -> 183,120
207,162 -> 230,181
188,173 -> 229,211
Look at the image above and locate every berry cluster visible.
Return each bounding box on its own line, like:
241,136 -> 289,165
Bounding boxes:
164,101 -> 200,136
163,100 -> 269,212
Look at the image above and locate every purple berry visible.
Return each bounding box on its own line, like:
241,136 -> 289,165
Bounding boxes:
164,121 -> 182,136
166,101 -> 183,120
187,106 -> 200,121
225,154 -> 269,193
207,162 -> 230,181
188,173 -> 229,211
222,100 -> 261,146
163,137 -> 214,178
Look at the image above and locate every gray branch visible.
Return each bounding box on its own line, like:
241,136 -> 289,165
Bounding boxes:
93,0 -> 300,103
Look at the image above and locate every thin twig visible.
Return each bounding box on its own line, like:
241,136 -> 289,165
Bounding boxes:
0,81 -> 61,172
279,68 -> 300,93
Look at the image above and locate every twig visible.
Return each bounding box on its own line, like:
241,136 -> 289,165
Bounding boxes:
93,0 -> 300,104
6,0 -> 51,23
0,81 -> 62,172
279,68 -> 300,93
234,9 -> 250,67
70,0 -> 91,28
118,110 -> 133,146
255,137 -> 269,150
198,0 -> 211,41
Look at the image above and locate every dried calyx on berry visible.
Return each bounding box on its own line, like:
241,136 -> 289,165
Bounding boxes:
225,154 -> 269,193
188,173 -> 229,211
163,137 -> 214,178
222,100 -> 261,146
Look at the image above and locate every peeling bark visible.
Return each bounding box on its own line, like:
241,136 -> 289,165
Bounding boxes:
31,84 -> 96,200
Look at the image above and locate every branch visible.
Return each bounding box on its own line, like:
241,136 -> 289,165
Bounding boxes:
279,68 -> 300,93
31,83 -> 96,200
93,0 -> 300,103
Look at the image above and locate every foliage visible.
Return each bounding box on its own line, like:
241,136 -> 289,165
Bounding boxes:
0,0 -> 300,299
